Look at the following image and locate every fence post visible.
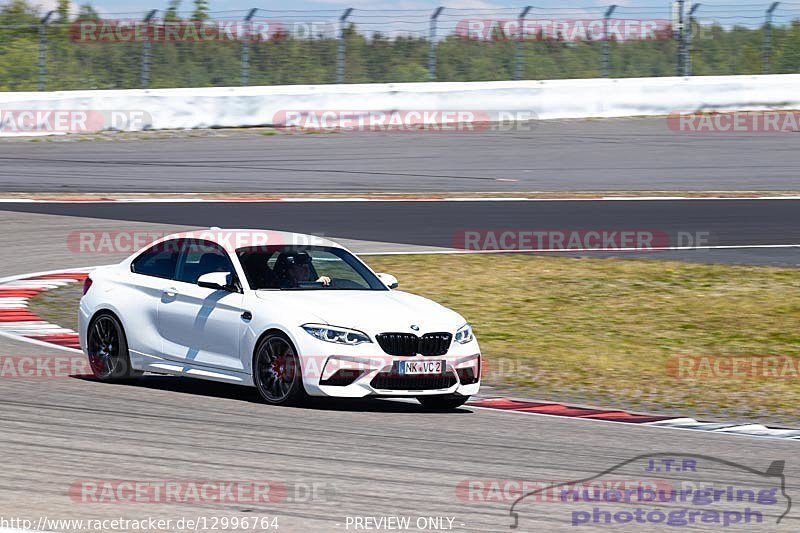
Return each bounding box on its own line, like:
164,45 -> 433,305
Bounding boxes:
241,8 -> 258,86
602,5 -> 616,77
37,11 -> 54,91
763,2 -> 780,74
337,8 -> 354,84
514,6 -> 531,81
685,3 -> 700,76
675,0 -> 686,76
141,10 -> 158,89
428,7 -> 444,81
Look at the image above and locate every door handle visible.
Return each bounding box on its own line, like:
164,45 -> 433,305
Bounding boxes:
241,311 -> 252,321
162,287 -> 178,298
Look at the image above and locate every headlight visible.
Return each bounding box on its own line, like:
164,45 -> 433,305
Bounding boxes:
454,323 -> 474,344
302,324 -> 372,345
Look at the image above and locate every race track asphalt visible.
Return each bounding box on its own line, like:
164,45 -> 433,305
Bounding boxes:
1,346 -> 797,533
0,117 -> 798,192
1,199 -> 798,265
0,120 -> 798,532
0,210 -> 798,532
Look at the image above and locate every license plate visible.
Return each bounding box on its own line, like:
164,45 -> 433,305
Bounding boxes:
399,360 -> 443,375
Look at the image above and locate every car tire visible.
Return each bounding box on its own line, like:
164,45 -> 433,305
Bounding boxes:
417,394 -> 470,410
253,332 -> 309,406
86,312 -> 143,381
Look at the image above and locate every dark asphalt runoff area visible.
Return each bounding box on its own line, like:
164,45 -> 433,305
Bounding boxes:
0,117 -> 798,192
1,199 -> 798,266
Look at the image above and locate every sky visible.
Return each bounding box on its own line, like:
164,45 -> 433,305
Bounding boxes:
23,1 -> 733,17
23,0 -> 790,31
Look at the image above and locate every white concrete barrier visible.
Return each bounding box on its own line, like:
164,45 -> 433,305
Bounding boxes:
1,74 -> 800,135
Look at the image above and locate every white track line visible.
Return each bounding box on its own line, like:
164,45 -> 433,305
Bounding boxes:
0,196 -> 800,203
359,244 -> 800,255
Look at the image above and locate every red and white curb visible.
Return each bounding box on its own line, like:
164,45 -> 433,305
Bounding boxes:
468,398 -> 800,441
0,268 -> 797,440
0,267 -> 92,353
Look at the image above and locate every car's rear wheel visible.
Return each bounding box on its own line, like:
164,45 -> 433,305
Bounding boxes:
87,313 -> 142,381
253,332 -> 308,406
417,394 -> 470,410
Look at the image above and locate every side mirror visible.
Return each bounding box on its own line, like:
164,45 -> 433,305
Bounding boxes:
197,272 -> 234,291
376,272 -> 399,289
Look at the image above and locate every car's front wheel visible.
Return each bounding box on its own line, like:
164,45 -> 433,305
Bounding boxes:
417,394 -> 470,410
253,332 -> 308,406
86,312 -> 142,381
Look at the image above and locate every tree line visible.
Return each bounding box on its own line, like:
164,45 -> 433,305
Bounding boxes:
1,0 -> 799,91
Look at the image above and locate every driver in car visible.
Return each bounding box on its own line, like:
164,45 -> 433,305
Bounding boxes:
279,252 -> 331,287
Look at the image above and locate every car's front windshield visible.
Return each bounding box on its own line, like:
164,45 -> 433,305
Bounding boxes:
236,245 -> 387,291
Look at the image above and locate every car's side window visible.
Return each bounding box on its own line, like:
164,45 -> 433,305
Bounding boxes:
175,240 -> 236,285
130,239 -> 182,279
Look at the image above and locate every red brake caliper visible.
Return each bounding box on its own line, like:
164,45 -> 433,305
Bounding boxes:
272,354 -> 295,380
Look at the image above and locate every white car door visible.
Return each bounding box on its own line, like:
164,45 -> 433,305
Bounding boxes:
157,239 -> 247,372
125,239 -> 183,360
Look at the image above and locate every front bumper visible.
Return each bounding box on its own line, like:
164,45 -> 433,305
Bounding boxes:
300,352 -> 481,398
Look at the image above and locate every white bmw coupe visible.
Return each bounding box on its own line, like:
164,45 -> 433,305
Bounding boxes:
79,230 -> 481,409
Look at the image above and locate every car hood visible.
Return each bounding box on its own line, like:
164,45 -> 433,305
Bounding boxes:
253,289 -> 465,334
